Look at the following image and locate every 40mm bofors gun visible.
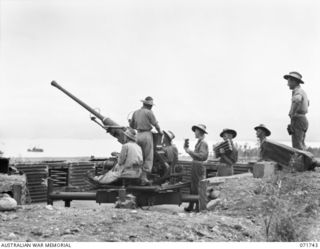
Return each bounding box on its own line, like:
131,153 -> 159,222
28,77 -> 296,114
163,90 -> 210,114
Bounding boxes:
50,80 -> 170,183
48,81 -> 192,208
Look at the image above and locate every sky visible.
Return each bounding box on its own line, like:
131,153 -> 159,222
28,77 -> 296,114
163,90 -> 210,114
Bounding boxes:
1,0 -> 320,143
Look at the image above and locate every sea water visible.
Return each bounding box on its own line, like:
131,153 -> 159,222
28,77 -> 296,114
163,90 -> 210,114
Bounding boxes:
1,138 -> 320,159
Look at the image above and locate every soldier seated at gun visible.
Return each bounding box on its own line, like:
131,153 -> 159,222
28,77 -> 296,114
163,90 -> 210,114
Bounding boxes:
214,128 -> 238,176
87,128 -> 143,184
162,130 -> 181,183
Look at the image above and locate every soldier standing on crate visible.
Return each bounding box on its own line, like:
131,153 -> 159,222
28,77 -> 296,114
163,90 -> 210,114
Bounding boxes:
129,96 -> 163,185
215,128 -> 238,176
284,71 -> 309,150
184,124 -> 209,212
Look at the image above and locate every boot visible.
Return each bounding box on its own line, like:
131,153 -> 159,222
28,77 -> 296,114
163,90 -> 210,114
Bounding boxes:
140,171 -> 151,186
184,202 -> 194,212
194,202 -> 200,213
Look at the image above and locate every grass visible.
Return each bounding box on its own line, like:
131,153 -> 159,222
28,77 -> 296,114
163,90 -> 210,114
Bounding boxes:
258,172 -> 319,241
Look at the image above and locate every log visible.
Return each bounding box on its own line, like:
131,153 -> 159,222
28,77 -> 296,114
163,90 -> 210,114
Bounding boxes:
261,140 -> 318,171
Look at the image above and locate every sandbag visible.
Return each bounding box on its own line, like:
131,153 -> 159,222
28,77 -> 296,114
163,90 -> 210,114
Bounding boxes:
0,193 -> 17,211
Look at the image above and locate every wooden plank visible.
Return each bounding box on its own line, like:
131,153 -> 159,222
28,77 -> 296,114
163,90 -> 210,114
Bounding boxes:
30,197 -> 47,201
30,197 -> 48,201
29,192 -> 47,197
20,171 -> 48,175
26,186 -> 46,191
24,175 -> 47,179
30,196 -> 47,200
26,182 -> 45,187
70,169 -> 93,173
29,191 -> 46,195
50,171 -> 68,175
31,199 -> 47,203
70,172 -> 92,175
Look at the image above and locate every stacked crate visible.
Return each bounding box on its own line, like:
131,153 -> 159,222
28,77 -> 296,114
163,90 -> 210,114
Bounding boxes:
16,163 -> 48,203
176,160 -> 193,194
234,163 -> 253,174
69,162 -> 95,190
48,163 -> 69,187
15,160 -> 254,204
204,161 -> 219,177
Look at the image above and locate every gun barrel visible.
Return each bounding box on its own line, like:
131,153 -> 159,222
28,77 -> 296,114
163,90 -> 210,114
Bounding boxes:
51,80 -> 125,144
51,81 -> 105,121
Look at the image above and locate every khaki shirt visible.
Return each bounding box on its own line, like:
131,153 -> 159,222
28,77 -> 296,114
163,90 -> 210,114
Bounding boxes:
289,86 -> 309,116
188,139 -> 209,162
130,107 -> 158,131
219,141 -> 238,165
118,141 -> 143,169
163,144 -> 179,166
259,138 -> 267,161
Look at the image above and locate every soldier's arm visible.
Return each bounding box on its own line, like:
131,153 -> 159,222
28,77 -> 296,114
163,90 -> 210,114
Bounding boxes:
129,114 -> 135,129
173,146 -> 179,165
290,94 -> 303,117
118,144 -> 128,165
187,150 -> 200,160
148,111 -> 162,134
187,142 -> 209,161
229,148 -> 238,164
233,149 -> 238,163
154,123 -> 162,134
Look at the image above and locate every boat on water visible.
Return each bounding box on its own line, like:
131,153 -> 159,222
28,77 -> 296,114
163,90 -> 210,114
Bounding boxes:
27,147 -> 44,153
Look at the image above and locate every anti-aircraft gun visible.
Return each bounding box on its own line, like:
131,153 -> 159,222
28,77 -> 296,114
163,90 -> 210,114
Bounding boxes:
50,81 -> 170,184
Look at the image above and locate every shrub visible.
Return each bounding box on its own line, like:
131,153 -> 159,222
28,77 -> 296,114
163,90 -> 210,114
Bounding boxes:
260,174 -> 302,241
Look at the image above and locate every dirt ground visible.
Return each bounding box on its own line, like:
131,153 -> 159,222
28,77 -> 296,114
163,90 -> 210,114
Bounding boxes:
1,168 -> 320,242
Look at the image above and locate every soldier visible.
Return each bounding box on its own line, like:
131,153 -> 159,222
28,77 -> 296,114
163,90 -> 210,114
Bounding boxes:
184,124 -> 209,212
162,130 -> 180,182
255,124 -> 271,144
216,128 -> 238,176
254,124 -> 271,161
129,96 -> 162,185
284,71 -> 309,150
88,128 -> 143,184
